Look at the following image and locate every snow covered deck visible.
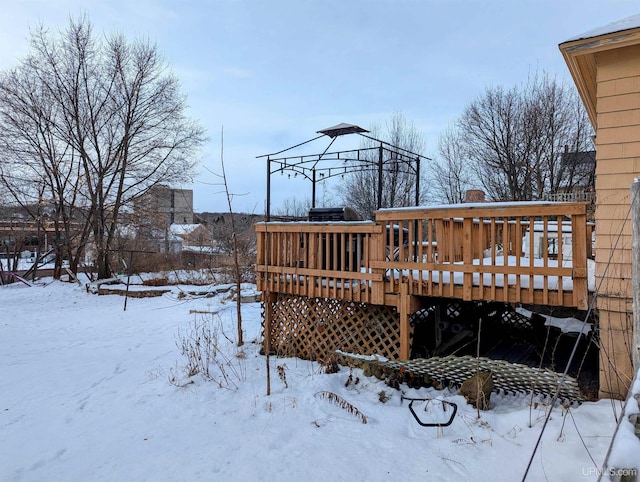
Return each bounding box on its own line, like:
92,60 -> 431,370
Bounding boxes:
256,202 -> 591,310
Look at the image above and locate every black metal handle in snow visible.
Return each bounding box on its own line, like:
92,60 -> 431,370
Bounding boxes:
400,395 -> 457,427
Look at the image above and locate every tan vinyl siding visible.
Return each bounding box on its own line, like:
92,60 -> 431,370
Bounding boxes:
594,44 -> 640,320
596,141 -> 640,160
591,157 -> 640,173
598,76 -> 640,97
598,311 -> 634,399
595,263 -> 633,284
597,92 -> 640,112
598,109 -> 640,128
560,28 -> 640,399
597,45 -> 640,81
595,296 -> 633,314
596,172 -> 638,189
597,125 -> 640,144
595,189 -> 630,205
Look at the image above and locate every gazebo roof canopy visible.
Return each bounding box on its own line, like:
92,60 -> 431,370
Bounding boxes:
559,14 -> 640,127
317,123 -> 369,138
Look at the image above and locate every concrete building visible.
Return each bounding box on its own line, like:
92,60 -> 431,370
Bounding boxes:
137,185 -> 194,226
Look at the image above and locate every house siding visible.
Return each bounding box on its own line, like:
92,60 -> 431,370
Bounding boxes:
594,43 -> 640,398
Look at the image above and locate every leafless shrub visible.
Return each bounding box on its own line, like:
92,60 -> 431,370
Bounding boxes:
174,314 -> 245,390
314,391 -> 368,424
168,365 -> 195,388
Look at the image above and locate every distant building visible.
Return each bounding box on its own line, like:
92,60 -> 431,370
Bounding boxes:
131,186 -> 195,252
544,150 -> 596,203
136,185 -> 194,225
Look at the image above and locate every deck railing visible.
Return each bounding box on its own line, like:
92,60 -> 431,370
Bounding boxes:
255,202 -> 590,310
255,222 -> 386,304
376,202 -> 589,309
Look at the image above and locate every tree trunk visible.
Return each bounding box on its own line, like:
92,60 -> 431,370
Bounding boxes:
96,248 -> 111,280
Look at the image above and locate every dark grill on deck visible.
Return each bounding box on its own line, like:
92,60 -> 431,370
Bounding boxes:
308,207 -> 361,222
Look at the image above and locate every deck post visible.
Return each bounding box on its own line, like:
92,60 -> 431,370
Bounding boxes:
263,291 -> 277,355
398,282 -> 411,359
571,209 -> 588,310
370,225 -> 385,304
462,217 -> 473,301
256,230 -> 265,292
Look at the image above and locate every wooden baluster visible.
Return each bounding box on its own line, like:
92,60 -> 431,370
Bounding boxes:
557,217 -> 564,305
462,216 -> 473,301
527,217 -> 535,303
542,216 -> 549,305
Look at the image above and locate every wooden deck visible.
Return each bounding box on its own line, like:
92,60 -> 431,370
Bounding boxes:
256,202 -> 592,358
256,202 -> 591,307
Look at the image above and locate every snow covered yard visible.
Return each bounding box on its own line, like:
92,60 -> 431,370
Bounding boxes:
0,280 -> 625,481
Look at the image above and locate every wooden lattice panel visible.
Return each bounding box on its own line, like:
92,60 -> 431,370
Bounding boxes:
264,294 -> 401,361
500,309 -> 533,330
373,355 -> 582,401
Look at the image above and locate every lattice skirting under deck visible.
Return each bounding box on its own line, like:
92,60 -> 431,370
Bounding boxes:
263,294 -> 401,361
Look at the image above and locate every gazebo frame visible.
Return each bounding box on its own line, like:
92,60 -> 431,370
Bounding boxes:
257,123 -> 430,221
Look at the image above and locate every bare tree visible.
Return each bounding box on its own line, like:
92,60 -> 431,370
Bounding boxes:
532,75 -> 594,194
275,197 -> 311,218
0,16 -> 205,278
0,72 -> 92,278
337,112 -> 427,220
458,71 -> 593,201
431,125 -> 475,204
218,127 -> 243,346
459,85 -> 527,201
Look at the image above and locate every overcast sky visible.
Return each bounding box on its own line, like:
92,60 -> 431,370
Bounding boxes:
1,0 -> 638,214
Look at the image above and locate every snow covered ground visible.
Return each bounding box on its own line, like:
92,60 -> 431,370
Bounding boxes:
0,279 -> 632,481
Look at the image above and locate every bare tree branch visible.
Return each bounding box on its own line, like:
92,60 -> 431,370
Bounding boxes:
337,112 -> 427,220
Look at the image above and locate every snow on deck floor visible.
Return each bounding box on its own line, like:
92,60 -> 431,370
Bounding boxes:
0,280 -> 628,481
393,257 -> 597,292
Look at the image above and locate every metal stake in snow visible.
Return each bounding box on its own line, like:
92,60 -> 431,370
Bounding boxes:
117,249 -> 156,312
122,251 -> 133,312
